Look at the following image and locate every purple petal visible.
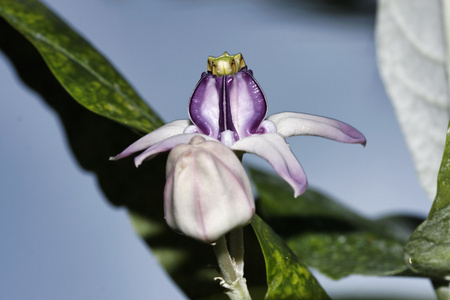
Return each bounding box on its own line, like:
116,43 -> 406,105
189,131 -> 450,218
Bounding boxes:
268,112 -> 366,146
231,133 -> 307,197
227,69 -> 267,139
134,133 -> 215,167
110,120 -> 192,160
189,73 -> 221,138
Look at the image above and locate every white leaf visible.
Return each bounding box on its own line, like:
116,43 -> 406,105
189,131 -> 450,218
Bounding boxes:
376,0 -> 450,200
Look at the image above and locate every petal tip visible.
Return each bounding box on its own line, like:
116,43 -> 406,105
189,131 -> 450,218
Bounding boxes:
353,134 -> 367,147
293,181 -> 308,198
348,128 -> 367,146
134,158 -> 142,168
361,138 -> 367,147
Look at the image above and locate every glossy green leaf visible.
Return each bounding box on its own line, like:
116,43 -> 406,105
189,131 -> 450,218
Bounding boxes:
0,0 -> 163,133
404,122 -> 450,279
249,167 -> 419,279
288,232 -> 406,279
251,214 -> 331,300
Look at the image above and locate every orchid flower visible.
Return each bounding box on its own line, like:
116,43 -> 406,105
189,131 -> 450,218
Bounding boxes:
113,52 -> 366,198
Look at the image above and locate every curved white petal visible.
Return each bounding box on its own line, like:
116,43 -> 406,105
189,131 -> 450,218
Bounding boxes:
164,138 -> 254,243
268,112 -> 366,145
134,133 -> 215,167
183,125 -> 201,134
231,133 -> 307,197
111,120 -> 192,160
256,120 -> 277,134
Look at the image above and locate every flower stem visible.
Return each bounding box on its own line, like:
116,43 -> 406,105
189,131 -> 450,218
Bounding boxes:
433,279 -> 450,300
214,236 -> 237,283
213,230 -> 252,300
229,228 -> 244,276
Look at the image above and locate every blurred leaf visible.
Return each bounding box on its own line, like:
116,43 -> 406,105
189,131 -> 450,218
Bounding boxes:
376,0 -> 450,200
251,214 -> 330,300
288,232 -> 406,279
404,121 -> 450,279
334,298 -> 434,300
249,167 -> 423,279
0,0 -> 163,133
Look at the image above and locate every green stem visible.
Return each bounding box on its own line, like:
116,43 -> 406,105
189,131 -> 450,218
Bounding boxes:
229,228 -> 244,276
213,232 -> 252,300
433,279 -> 450,300
214,236 -> 237,283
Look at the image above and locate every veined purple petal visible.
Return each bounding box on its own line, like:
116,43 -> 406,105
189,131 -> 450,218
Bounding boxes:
231,133 -> 307,197
188,68 -> 268,141
164,137 -> 254,243
110,120 -> 192,160
134,133 -> 215,167
227,69 -> 267,139
189,73 -> 221,138
268,112 -> 366,146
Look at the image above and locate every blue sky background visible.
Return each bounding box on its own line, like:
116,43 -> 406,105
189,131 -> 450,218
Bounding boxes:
0,0 -> 436,299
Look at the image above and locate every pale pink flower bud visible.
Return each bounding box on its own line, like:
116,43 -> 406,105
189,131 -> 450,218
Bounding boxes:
164,136 -> 254,243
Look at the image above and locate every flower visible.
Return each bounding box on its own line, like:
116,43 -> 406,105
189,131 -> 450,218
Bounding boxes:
112,52 -> 366,197
165,135 -> 254,243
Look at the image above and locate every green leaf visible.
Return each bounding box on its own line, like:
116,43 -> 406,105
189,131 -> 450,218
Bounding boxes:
404,121 -> 450,279
376,0 -> 450,200
251,214 -> 331,300
249,167 -> 418,279
0,0 -> 163,133
288,232 -> 406,279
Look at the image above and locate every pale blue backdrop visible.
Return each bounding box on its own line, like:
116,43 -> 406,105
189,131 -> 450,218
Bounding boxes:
0,0 -> 435,299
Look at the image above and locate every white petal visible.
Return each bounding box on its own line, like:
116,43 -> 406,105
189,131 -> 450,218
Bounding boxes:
134,133 -> 215,167
111,120 -> 192,160
268,112 -> 366,145
231,133 -> 307,197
